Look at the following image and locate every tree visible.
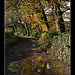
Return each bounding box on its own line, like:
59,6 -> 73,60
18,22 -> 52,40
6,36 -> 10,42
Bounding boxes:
5,0 -> 28,35
38,0 -> 50,31
5,0 -> 70,35
46,0 -> 70,33
18,0 -> 50,32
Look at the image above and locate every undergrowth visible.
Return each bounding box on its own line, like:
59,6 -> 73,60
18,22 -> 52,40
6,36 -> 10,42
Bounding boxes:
5,31 -> 20,48
34,32 -> 41,39
38,30 -> 58,49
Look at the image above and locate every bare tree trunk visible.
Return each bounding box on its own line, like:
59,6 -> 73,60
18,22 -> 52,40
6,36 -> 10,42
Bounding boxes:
53,2 -> 65,33
14,24 -> 17,32
42,8 -> 49,31
24,23 -> 30,36
38,0 -> 49,31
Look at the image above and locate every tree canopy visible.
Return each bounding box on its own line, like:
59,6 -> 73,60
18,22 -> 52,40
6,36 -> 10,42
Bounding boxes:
5,0 -> 70,36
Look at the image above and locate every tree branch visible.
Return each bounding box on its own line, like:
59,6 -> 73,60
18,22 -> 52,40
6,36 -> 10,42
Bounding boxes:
62,8 -> 70,14
5,1 -> 18,10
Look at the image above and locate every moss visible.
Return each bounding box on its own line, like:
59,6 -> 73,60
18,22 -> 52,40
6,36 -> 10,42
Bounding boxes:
34,32 -> 41,39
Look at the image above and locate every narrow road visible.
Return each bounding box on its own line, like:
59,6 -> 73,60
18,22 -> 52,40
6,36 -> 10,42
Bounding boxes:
5,37 -> 69,75
5,37 -> 41,75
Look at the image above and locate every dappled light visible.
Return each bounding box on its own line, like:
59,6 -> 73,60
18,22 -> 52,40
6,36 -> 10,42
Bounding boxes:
5,0 -> 70,75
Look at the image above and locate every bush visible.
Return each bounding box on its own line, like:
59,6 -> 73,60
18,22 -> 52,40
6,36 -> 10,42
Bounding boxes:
46,30 -> 58,35
34,32 -> 41,39
64,31 -> 70,34
5,31 -> 20,48
41,30 -> 58,39
38,30 -> 58,48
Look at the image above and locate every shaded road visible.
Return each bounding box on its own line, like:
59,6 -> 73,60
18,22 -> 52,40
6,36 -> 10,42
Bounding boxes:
5,37 -> 70,75
5,37 -> 40,75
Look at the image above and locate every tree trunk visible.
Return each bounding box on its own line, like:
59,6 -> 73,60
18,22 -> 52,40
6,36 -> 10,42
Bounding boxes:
24,23 -> 30,36
42,8 -> 49,31
21,24 -> 27,35
14,24 -> 17,32
38,0 -> 49,31
53,2 -> 65,33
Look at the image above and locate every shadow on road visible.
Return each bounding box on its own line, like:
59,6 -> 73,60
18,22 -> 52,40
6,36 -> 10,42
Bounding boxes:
5,37 -> 40,75
5,36 -> 62,75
